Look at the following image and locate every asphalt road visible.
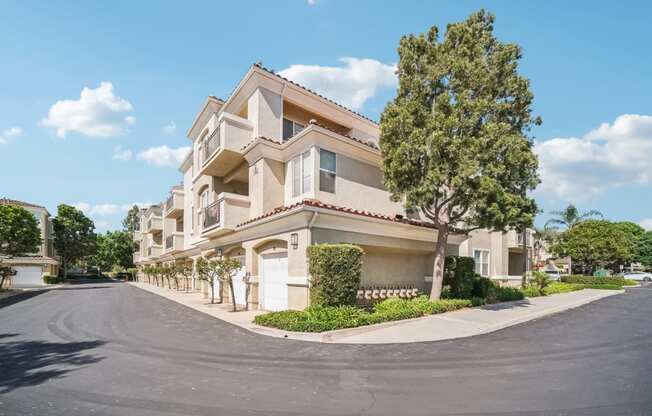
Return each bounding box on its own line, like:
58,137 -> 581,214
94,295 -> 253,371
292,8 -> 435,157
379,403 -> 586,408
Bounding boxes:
1,282 -> 651,416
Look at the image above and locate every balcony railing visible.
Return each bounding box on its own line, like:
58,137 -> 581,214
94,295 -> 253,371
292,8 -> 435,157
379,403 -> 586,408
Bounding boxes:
165,195 -> 173,212
202,130 -> 220,165
517,231 -> 532,247
202,201 -> 220,229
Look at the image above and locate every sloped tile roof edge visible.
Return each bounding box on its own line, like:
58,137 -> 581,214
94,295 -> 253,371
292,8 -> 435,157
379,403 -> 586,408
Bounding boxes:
236,199 -> 435,229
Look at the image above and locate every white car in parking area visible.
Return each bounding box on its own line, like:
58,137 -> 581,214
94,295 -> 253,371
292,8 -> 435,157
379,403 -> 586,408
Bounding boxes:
623,271 -> 652,282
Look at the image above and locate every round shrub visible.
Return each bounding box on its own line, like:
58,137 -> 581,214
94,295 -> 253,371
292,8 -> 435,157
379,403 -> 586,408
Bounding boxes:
308,244 -> 363,307
443,256 -> 476,299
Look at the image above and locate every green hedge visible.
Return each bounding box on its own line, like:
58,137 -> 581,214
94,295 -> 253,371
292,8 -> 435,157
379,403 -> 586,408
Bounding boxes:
43,275 -> 63,284
443,256 -> 477,299
308,244 -> 363,307
254,296 -> 472,333
561,275 -> 627,286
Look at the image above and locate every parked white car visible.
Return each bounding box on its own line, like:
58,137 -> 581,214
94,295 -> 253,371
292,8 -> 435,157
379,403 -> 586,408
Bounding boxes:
623,271 -> 652,282
544,270 -> 562,281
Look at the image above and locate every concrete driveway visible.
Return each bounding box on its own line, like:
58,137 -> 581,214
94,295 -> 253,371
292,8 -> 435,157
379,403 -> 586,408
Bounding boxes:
1,281 -> 651,415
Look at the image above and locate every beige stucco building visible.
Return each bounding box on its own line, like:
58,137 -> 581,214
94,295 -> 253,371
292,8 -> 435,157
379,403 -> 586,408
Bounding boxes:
134,63 -> 532,310
1,198 -> 59,287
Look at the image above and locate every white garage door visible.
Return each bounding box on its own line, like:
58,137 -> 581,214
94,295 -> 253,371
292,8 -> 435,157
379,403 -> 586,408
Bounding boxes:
231,256 -> 247,306
13,266 -> 44,287
262,252 -> 288,311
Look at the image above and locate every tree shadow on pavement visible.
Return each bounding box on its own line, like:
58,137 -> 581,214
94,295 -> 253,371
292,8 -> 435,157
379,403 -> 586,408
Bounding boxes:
0,334 -> 105,393
0,290 -> 49,309
479,299 -> 533,311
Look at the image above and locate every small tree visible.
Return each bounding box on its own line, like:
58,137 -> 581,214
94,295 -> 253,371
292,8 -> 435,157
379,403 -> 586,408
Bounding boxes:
161,264 -> 174,289
0,262 -> 17,290
122,205 -> 141,233
635,231 -> 652,270
379,10 -> 540,299
176,263 -> 193,292
195,257 -> 221,304
530,271 -> 551,296
53,204 -> 97,279
217,257 -> 243,312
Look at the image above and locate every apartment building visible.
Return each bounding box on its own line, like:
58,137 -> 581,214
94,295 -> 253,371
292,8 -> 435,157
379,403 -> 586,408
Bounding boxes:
134,63 -> 532,310
1,198 -> 59,286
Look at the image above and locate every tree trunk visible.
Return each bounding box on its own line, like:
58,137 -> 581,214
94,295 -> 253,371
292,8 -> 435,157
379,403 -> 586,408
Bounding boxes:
429,224 -> 449,300
210,279 -> 215,304
229,279 -> 237,312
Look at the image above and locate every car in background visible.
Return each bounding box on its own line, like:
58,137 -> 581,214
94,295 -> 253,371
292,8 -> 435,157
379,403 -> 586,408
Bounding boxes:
544,270 -> 562,281
623,271 -> 652,282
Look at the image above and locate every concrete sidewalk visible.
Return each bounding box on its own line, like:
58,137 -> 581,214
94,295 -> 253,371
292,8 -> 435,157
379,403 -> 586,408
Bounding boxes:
129,281 -> 623,344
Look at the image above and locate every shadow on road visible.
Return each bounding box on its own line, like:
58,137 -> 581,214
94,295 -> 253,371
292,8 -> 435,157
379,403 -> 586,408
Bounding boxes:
479,299 -> 533,311
0,334 -> 105,393
0,290 -> 50,309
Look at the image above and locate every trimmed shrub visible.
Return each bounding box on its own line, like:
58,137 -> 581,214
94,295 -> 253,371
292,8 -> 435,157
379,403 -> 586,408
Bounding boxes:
43,275 -> 63,284
561,275 -> 627,286
492,286 -> 525,302
443,255 -> 477,299
471,277 -> 494,299
254,296 -> 471,333
308,244 -> 363,307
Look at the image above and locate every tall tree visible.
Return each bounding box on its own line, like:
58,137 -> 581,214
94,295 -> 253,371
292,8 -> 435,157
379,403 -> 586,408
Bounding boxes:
544,204 -> 603,231
0,204 -> 42,256
635,231 -> 652,269
122,205 -> 141,233
551,220 -> 634,275
0,204 -> 43,289
379,10 -> 540,299
89,230 -> 134,272
53,204 -> 97,278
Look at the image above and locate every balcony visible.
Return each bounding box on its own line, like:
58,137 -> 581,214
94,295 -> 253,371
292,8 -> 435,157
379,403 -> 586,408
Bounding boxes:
200,192 -> 250,239
164,190 -> 184,219
147,245 -> 163,258
197,113 -> 253,178
145,216 -> 163,233
508,229 -> 533,248
165,233 -> 184,253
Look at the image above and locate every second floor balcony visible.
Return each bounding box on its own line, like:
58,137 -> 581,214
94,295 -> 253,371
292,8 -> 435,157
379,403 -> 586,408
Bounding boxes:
508,229 -> 533,248
197,113 -> 253,179
147,245 -> 163,258
164,189 -> 184,219
144,216 -> 163,233
164,233 -> 184,253
199,192 -> 250,239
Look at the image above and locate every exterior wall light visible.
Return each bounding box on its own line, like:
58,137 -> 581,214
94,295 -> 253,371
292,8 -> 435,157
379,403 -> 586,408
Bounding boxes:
290,233 -> 299,250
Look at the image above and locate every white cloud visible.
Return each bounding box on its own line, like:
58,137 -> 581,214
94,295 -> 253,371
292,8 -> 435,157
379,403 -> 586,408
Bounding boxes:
74,202 -> 150,217
278,57 -> 397,111
162,121 -> 177,134
137,145 -> 190,167
41,82 -> 135,138
0,126 -> 24,144
640,219 -> 652,231
535,114 -> 652,201
113,145 -> 133,161
307,0 -> 317,4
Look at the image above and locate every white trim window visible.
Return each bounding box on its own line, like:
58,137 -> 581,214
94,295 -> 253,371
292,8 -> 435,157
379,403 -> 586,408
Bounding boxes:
282,118 -> 305,141
292,150 -> 312,197
319,149 -> 336,193
473,249 -> 490,277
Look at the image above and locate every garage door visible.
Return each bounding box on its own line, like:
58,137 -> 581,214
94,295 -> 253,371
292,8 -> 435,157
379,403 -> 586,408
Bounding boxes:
231,256 -> 247,306
262,252 -> 288,311
13,266 -> 44,287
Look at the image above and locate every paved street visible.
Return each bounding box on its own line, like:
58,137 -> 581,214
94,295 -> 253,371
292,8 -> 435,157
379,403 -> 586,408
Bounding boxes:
1,282 -> 651,416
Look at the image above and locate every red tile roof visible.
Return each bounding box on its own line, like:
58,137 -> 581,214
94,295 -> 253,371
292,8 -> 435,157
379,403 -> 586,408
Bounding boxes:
236,199 -> 435,229
0,198 -> 45,209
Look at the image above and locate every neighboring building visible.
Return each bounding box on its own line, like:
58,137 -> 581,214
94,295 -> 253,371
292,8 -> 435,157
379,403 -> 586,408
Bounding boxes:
0,198 -> 59,286
134,63 -> 532,310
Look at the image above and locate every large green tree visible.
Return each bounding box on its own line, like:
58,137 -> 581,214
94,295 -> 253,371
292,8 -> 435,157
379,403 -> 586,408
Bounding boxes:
551,220 -> 634,275
0,204 -> 43,289
90,230 -> 135,272
53,204 -> 97,278
379,10 -> 540,299
635,231 -> 652,269
0,204 -> 42,256
544,204 -> 603,231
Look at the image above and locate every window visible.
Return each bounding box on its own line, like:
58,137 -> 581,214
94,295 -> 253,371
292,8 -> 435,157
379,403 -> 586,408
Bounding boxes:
200,189 -> 209,209
473,249 -> 490,277
282,118 -> 305,141
292,150 -> 312,197
319,149 -> 336,193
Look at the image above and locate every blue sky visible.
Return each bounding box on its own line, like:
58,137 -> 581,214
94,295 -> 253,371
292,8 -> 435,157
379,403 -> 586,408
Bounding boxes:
1,0 -> 651,232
